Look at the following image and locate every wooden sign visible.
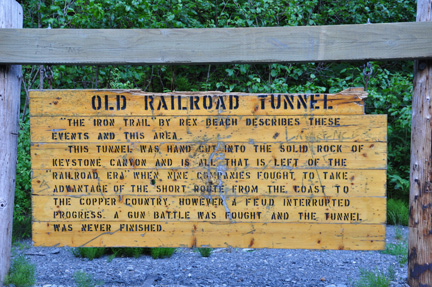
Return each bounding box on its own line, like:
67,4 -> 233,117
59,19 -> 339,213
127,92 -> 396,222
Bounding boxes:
30,88 -> 386,250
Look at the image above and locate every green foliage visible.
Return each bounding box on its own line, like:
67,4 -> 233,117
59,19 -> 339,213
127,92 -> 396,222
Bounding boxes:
13,241 -> 31,251
382,241 -> 408,256
399,254 -> 408,266
72,246 -> 174,260
150,247 -> 176,259
73,270 -> 103,287
395,225 -> 404,241
109,247 -> 145,258
353,266 -> 396,287
387,198 -> 409,226
13,117 -> 32,241
381,241 -> 408,266
365,67 -> 413,202
197,247 -> 212,257
19,0 -> 415,29
72,247 -> 106,260
3,255 -> 36,287
381,226 -> 408,266
107,254 -> 116,263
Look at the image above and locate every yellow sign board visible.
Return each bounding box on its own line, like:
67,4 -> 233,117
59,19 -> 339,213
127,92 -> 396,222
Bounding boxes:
30,88 -> 387,250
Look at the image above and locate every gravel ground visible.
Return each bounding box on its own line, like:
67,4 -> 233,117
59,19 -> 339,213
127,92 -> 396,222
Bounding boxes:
9,225 -> 408,287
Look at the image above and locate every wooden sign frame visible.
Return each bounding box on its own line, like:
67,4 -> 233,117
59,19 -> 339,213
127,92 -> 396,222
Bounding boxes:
30,88 -> 387,250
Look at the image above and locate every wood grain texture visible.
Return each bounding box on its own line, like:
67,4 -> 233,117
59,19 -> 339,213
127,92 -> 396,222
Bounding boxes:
0,0 -> 22,282
30,115 -> 387,143
32,168 -> 386,197
29,89 -> 366,116
32,222 -> 386,250
409,2 -> 432,286
2,22 -> 432,64
32,195 -> 386,223
31,142 -> 387,169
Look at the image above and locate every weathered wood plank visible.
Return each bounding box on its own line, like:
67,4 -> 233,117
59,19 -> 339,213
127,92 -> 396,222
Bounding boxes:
31,142 -> 387,170
0,0 -> 22,282
32,222 -> 386,250
32,195 -> 386,224
32,168 -> 386,197
30,115 -> 387,143
29,89 -> 366,116
3,22 -> 432,64
409,1 -> 432,285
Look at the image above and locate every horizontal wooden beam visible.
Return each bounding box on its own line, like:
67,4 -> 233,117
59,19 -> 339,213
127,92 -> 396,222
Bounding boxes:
1,22 -> 432,65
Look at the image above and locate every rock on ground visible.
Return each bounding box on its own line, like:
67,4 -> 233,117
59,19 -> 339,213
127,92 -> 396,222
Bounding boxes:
9,225 -> 408,287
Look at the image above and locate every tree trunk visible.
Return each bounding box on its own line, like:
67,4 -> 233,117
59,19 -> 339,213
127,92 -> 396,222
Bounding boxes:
0,0 -> 23,282
409,1 -> 432,286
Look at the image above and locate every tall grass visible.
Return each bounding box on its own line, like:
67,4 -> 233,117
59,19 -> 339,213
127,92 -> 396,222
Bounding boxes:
3,255 -> 36,287
72,247 -> 175,260
74,270 -> 103,287
72,247 -> 106,260
387,198 -> 409,226
353,266 -> 395,287
197,248 -> 212,257
381,242 -> 408,266
150,248 -> 176,259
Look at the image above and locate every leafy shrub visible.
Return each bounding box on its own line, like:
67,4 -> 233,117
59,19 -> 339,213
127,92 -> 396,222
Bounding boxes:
72,247 -> 106,260
3,255 -> 36,287
365,67 -> 413,201
387,198 -> 409,226
13,117 -> 32,240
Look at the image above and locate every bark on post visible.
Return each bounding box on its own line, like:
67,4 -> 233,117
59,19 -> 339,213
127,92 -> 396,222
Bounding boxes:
0,0 -> 23,282
409,1 -> 432,286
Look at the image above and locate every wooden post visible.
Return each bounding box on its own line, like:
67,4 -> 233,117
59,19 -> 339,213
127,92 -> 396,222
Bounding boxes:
0,0 -> 22,282
409,1 -> 432,286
